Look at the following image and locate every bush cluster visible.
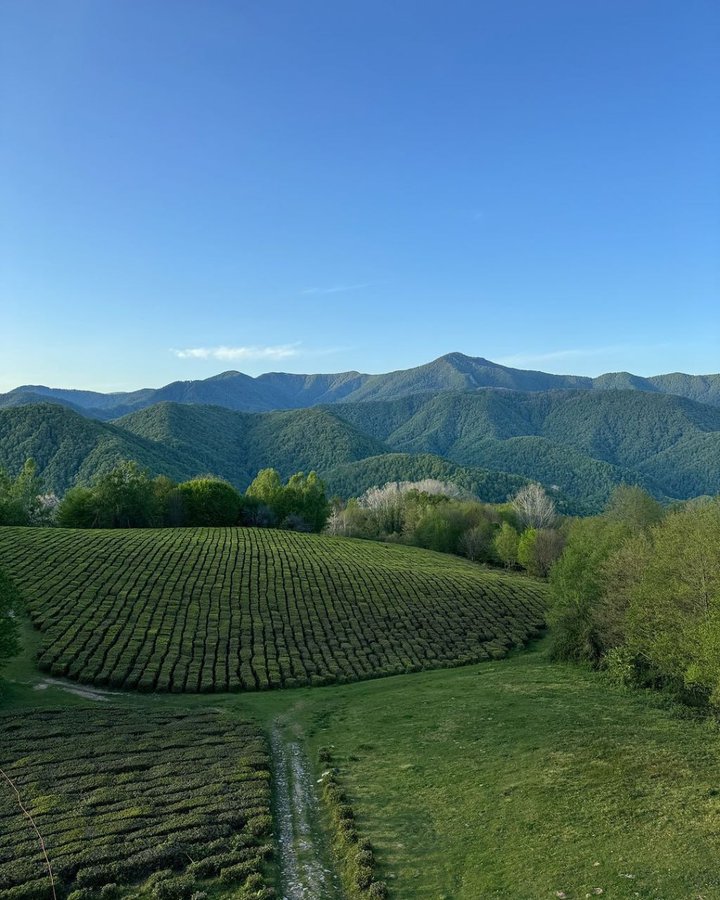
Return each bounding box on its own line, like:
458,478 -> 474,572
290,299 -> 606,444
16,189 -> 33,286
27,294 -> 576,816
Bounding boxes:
548,486 -> 720,708
53,461 -> 330,533
328,480 -> 566,576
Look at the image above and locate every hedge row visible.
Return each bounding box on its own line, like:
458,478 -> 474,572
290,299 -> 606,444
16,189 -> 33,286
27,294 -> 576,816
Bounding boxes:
317,747 -> 388,899
0,708 -> 274,899
0,526 -> 547,694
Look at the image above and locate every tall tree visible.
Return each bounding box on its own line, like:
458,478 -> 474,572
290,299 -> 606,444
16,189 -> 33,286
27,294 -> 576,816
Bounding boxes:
604,484 -> 664,529
511,483 -> 557,529
494,522 -> 520,568
0,459 -> 43,525
547,518 -> 630,663
175,477 -> 243,526
246,468 -> 283,507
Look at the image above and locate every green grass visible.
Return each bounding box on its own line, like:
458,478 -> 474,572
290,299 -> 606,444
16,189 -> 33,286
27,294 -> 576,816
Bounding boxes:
0,526 -> 545,693
3,524 -> 720,898
4,625 -> 720,898
278,646 -> 720,899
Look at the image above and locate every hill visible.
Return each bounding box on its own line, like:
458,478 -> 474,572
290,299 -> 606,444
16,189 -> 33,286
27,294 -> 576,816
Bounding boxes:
321,452 -> 528,503
330,388 -> 720,509
117,401 -> 388,486
0,526 -> 547,692
0,402 -> 389,496
3,384 -> 720,511
287,645 -> 720,898
0,403 -> 197,494
3,352 -> 720,417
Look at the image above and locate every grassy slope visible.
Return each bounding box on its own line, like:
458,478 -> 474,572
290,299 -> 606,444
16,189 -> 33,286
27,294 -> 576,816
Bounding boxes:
291,646 -> 720,899
4,630 -> 720,899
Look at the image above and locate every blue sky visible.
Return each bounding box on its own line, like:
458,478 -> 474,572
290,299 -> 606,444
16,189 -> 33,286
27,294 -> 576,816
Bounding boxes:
1,0 -> 718,391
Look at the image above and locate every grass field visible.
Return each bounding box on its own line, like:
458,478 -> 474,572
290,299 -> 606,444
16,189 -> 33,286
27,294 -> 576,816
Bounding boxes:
3,527 -> 720,898
0,527 -> 546,693
282,647 -> 720,899
0,707 -> 273,900
5,635 -> 720,899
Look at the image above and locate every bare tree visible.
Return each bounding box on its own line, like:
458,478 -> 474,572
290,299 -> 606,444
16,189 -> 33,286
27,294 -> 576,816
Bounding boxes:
511,483 -> 557,529
326,503 -> 345,536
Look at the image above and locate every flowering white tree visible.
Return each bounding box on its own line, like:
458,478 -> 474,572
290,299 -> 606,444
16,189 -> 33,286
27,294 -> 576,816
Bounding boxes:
510,482 -> 556,529
357,479 -> 465,534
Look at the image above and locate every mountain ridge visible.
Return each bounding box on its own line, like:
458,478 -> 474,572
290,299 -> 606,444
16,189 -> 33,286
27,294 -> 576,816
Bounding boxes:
2,384 -> 719,514
4,353 -> 720,418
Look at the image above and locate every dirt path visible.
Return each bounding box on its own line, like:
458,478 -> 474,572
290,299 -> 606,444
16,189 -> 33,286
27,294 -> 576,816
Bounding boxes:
270,721 -> 345,900
33,677 -> 119,702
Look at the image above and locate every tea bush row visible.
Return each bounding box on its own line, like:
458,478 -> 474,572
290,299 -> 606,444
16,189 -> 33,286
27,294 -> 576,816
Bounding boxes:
0,526 -> 546,693
0,708 -> 274,899
317,747 -> 387,898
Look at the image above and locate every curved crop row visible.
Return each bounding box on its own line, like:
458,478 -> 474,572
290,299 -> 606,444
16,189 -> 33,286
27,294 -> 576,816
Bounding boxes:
0,527 -> 547,693
0,708 -> 273,900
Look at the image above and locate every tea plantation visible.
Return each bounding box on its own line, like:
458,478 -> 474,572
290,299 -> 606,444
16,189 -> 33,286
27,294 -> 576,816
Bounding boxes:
0,708 -> 273,899
0,527 -> 546,693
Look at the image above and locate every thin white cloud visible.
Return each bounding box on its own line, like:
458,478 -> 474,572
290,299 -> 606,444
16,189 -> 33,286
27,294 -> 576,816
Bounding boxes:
497,346 -> 628,368
496,342 -> 676,373
301,283 -> 369,295
172,343 -> 301,361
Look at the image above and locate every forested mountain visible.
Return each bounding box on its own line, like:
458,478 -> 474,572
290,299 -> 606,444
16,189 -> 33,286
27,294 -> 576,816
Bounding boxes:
117,402 -> 387,487
0,404 -> 195,493
330,389 -> 720,508
321,453 -> 528,503
1,384 -> 719,512
3,353 -> 720,418
0,403 -> 388,496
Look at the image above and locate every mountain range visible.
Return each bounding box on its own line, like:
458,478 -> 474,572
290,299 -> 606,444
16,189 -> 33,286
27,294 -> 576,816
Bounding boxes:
3,352 -> 720,418
1,351 -> 719,515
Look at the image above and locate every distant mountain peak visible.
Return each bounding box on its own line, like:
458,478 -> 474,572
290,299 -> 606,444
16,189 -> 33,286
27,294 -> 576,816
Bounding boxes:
2,353 -> 720,420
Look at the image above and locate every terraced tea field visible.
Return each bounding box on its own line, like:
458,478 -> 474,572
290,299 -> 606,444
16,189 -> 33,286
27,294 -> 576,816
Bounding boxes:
0,708 -> 272,900
0,527 -> 546,693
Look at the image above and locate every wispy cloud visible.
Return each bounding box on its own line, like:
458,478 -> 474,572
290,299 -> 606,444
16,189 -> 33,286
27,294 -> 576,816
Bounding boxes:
496,346 -> 628,368
496,342 -> 676,373
301,284 -> 369,296
172,343 -> 301,361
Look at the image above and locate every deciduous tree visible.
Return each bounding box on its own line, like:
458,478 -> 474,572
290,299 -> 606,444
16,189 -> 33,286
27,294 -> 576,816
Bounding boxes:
511,483 -> 556,529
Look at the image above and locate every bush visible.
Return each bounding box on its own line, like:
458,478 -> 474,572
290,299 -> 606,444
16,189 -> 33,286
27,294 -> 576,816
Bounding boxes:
151,873 -> 197,899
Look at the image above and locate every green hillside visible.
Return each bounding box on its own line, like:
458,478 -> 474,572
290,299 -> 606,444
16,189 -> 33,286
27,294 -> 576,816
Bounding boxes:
3,385 -> 720,511
322,452 -> 528,503
0,527 -> 546,693
0,404 -> 196,494
0,402 -> 389,496
117,401 -> 388,485
331,388 -> 720,504
284,646 -> 720,898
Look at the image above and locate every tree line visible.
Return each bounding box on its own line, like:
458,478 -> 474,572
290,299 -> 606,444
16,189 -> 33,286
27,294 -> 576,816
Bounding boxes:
547,485 -> 720,707
328,479 -> 566,577
2,455 -> 568,575
0,459 -> 329,533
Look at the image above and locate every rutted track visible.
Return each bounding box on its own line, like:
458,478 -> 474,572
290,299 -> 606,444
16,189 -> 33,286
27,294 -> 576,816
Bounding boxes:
271,723 -> 344,899
0,526 -> 547,693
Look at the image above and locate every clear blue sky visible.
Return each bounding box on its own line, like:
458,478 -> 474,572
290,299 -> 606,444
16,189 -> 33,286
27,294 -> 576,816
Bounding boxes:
1,0 -> 718,391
